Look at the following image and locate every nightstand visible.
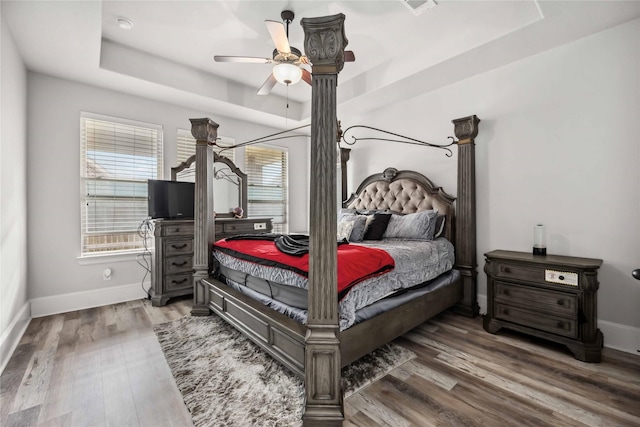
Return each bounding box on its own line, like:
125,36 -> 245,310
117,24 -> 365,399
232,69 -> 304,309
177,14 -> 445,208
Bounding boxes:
483,250 -> 603,362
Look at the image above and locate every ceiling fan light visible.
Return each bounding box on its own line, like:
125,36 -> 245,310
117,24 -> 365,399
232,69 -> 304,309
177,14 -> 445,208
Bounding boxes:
273,63 -> 302,86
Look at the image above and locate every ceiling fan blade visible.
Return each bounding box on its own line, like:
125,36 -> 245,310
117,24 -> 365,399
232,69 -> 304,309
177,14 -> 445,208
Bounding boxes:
257,73 -> 277,96
301,69 -> 312,86
214,56 -> 273,64
265,20 -> 291,54
344,51 -> 356,62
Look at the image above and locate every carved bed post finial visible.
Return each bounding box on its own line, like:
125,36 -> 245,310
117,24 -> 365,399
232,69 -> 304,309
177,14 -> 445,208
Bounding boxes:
190,117 -> 219,316
452,115 -> 480,317
301,13 -> 348,426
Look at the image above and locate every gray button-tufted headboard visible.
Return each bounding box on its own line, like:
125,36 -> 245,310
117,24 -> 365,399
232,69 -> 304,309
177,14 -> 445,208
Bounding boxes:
345,167 -> 455,241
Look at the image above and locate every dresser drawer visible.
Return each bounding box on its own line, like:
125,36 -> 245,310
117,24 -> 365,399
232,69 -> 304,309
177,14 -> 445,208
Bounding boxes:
163,273 -> 192,292
495,303 -> 577,338
162,223 -> 194,237
495,282 -> 577,317
163,238 -> 193,256
164,254 -> 193,274
223,221 -> 260,234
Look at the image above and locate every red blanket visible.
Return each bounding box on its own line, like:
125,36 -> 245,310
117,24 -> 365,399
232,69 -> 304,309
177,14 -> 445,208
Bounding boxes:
214,238 -> 395,298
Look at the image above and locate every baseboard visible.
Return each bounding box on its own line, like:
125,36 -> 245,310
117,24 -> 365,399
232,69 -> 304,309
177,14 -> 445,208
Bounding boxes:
598,320 -> 640,355
476,293 -> 638,355
0,301 -> 32,375
30,282 -> 150,318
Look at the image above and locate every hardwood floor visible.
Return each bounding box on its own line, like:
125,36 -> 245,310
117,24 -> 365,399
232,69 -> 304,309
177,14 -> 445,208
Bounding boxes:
1,297 -> 639,426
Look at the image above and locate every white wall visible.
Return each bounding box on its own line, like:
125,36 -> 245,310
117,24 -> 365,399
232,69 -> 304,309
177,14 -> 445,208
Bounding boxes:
347,20 -> 640,347
0,10 -> 30,370
26,73 -> 308,305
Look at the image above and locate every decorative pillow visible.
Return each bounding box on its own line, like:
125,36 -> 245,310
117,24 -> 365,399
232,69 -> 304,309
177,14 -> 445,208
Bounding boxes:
337,208 -> 357,221
341,214 -> 367,242
363,213 -> 392,240
337,219 -> 355,241
383,209 -> 439,240
434,215 -> 446,239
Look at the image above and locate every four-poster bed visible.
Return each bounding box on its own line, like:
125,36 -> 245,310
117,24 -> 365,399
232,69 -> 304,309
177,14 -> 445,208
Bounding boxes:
188,13 -> 480,426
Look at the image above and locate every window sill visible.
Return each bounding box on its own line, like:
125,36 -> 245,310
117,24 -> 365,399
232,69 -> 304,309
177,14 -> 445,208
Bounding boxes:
77,250 -> 151,265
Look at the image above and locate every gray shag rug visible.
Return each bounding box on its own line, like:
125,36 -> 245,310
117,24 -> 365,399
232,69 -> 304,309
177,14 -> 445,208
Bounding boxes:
154,315 -> 416,427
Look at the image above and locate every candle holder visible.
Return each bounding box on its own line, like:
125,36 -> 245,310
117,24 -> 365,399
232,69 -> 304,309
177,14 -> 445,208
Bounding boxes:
533,224 -> 546,256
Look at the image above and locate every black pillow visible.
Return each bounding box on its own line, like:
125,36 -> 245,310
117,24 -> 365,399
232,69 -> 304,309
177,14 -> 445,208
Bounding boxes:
363,213 -> 391,240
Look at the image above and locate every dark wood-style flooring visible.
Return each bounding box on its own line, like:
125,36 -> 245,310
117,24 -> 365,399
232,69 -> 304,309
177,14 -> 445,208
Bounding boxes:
1,296 -> 638,426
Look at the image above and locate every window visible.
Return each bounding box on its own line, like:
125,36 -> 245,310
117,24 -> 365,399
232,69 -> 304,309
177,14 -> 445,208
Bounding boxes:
245,146 -> 288,233
176,128 -> 235,164
80,113 -> 163,255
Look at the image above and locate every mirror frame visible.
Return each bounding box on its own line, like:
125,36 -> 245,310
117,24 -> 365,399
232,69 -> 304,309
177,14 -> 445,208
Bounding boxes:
171,153 -> 248,219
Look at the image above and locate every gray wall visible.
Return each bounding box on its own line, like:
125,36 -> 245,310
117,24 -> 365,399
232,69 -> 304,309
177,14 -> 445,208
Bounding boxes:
0,10 -> 28,355
346,20 -> 640,336
26,73 -> 308,300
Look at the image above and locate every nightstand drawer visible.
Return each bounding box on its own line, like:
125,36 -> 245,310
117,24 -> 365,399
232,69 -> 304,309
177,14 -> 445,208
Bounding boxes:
162,223 -> 194,237
495,303 -> 578,338
494,261 -> 545,283
164,254 -> 193,274
163,273 -> 192,292
495,282 -> 577,317
163,238 -> 193,256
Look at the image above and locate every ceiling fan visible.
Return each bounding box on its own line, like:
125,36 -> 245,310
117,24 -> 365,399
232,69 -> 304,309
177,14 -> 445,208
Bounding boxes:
214,10 -> 355,96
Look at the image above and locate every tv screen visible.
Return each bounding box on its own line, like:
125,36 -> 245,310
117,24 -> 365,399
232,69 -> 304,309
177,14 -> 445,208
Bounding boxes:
148,179 -> 195,219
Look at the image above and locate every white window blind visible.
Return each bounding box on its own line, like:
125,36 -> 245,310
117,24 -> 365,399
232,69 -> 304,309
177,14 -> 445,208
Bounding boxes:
80,113 -> 163,255
245,145 -> 288,233
176,129 -> 235,163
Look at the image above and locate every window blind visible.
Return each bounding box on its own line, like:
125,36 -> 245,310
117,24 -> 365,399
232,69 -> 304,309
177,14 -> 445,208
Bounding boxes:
80,113 -> 163,254
245,145 -> 288,233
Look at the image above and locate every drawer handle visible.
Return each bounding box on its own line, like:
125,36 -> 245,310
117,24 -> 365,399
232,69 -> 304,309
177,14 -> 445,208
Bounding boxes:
502,308 -> 509,315
172,261 -> 189,267
173,228 -> 180,232
171,243 -> 188,250
557,299 -> 565,306
503,289 -> 510,296
172,278 -> 188,285
557,321 -> 564,328
503,267 -> 511,273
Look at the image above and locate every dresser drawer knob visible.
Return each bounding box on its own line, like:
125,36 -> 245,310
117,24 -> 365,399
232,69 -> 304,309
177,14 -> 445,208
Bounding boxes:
557,321 -> 564,328
502,308 -> 509,315
171,243 -> 188,250
557,299 -> 565,306
504,267 -> 511,273
503,289 -> 510,296
172,278 -> 188,285
172,260 -> 188,267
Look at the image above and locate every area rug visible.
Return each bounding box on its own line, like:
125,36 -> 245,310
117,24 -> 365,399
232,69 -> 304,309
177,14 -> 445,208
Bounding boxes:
154,315 -> 416,427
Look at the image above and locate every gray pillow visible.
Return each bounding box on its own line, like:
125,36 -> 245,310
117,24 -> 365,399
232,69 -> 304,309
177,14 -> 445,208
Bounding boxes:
338,214 -> 367,242
383,209 -> 439,240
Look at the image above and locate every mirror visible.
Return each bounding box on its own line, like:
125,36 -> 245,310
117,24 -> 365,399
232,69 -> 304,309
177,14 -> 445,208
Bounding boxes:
171,153 -> 248,218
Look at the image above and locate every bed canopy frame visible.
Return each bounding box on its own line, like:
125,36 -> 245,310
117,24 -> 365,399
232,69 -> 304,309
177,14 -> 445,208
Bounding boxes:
188,13 -> 479,426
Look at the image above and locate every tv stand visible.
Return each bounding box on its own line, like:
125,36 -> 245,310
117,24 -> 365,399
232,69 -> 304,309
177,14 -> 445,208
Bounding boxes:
150,217 -> 272,306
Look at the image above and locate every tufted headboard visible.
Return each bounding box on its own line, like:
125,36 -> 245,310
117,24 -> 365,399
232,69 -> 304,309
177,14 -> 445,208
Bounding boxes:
344,167 -> 456,242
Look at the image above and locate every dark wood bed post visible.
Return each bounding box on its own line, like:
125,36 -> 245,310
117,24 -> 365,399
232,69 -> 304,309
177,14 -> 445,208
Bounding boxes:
300,13 -> 348,426
452,115 -> 481,317
190,118 -> 218,316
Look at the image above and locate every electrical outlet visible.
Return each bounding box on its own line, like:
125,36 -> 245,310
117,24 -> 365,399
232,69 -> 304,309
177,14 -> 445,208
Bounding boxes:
103,268 -> 112,281
254,222 -> 266,230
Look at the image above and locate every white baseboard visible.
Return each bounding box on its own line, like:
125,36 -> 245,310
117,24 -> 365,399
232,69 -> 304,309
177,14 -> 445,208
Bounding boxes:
598,320 -> 640,355
31,282 -> 150,318
0,301 -> 32,375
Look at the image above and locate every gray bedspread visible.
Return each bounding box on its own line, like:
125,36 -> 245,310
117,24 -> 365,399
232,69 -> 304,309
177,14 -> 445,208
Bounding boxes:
213,237 -> 455,329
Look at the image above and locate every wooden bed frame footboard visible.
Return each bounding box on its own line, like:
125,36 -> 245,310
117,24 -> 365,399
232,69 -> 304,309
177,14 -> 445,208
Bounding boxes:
188,13 -> 480,426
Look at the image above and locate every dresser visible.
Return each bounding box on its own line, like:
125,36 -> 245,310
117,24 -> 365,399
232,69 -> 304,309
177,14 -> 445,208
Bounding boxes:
150,217 -> 273,306
483,250 -> 603,362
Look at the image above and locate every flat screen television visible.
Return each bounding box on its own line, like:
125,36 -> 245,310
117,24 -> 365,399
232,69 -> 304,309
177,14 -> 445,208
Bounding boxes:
147,179 -> 195,219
